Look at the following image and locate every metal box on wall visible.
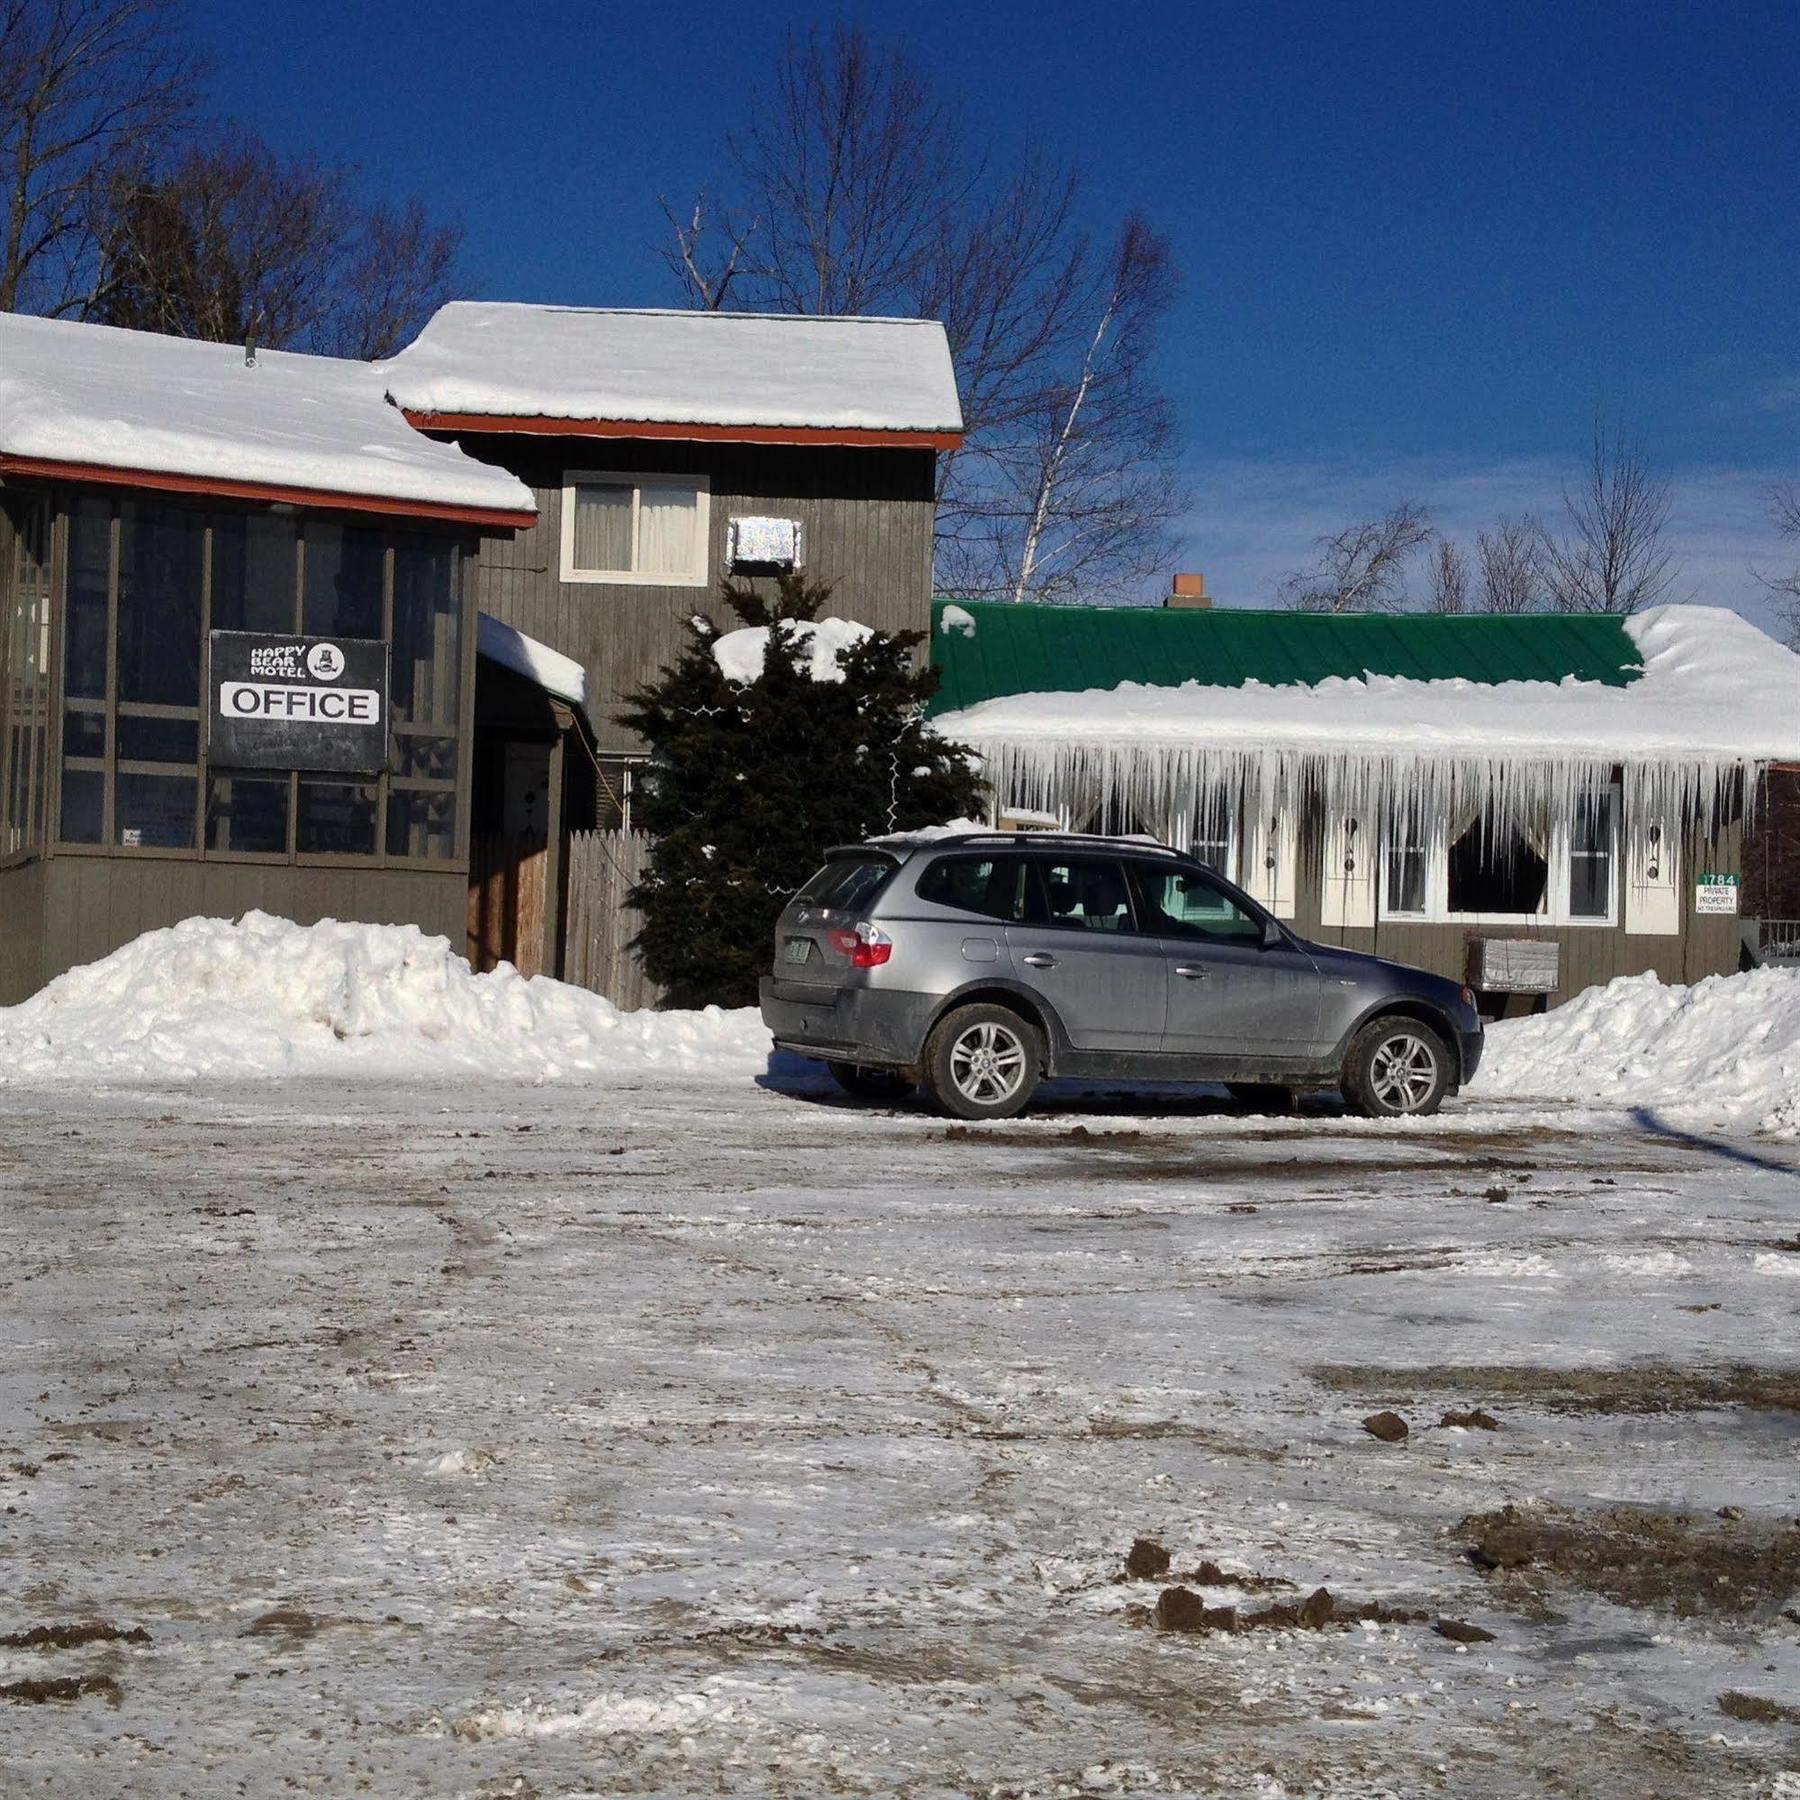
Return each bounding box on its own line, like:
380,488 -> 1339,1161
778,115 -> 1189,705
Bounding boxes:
1466,936 -> 1560,994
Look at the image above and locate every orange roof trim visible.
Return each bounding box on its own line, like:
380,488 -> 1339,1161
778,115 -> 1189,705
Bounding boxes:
0,454 -> 538,529
403,411 -> 964,451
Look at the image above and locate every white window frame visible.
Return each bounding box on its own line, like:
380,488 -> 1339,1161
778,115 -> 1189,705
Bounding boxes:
1376,785 -> 1621,928
559,471 -> 711,587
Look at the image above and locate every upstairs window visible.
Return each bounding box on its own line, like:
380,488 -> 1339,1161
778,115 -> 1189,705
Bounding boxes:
561,472 -> 710,586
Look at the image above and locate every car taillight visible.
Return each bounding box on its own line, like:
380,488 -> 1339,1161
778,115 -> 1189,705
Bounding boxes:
829,921 -> 893,967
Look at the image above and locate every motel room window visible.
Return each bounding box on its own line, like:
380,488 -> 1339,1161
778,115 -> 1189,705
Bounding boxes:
561,472 -> 710,586
1376,788 -> 1620,926
56,498 -> 470,867
1382,800 -> 1431,917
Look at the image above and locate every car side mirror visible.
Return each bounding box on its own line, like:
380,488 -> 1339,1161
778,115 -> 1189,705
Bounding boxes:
1261,917 -> 1285,950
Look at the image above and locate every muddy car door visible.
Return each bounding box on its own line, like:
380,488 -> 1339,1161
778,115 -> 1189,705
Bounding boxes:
1130,860 -> 1323,1055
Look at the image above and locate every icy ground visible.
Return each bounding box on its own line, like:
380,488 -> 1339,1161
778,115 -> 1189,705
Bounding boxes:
1,1070 -> 1798,1799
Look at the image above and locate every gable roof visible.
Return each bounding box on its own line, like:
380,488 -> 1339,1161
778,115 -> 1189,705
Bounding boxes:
928,600 -> 1643,715
0,311 -> 536,527
381,303 -> 964,447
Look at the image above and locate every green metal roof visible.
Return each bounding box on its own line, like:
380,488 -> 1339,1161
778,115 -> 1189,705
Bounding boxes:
927,600 -> 1644,715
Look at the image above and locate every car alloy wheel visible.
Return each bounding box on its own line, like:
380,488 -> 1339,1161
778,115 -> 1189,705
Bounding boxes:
1367,1028 -> 1441,1113
947,1019 -> 1027,1108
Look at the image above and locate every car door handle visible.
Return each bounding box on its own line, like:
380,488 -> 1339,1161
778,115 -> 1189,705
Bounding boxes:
1173,964 -> 1210,980
1020,952 -> 1058,969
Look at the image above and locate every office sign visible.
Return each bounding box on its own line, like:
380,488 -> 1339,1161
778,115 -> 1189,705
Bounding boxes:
208,631 -> 389,773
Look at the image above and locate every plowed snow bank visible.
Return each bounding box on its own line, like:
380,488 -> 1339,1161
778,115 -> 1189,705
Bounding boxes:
0,913 -> 769,1084
1478,966 -> 1800,1137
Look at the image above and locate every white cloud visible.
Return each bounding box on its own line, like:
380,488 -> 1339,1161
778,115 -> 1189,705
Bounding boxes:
1175,456 -> 1796,639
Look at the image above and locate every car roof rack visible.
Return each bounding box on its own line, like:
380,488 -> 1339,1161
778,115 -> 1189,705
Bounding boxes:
854,830 -> 1186,859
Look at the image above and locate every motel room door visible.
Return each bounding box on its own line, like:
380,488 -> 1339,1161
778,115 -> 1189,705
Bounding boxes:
467,741 -> 558,977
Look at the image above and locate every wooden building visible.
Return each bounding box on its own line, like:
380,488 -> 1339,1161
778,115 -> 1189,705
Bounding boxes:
0,304 -> 963,1004
928,598 -> 1800,1013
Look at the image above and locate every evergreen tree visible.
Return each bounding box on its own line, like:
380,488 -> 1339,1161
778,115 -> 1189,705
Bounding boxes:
623,573 -> 983,1006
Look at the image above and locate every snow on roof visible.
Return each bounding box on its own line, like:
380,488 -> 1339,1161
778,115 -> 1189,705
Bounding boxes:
0,311 -> 535,521
937,606 -> 1800,767
381,303 -> 964,437
477,613 -> 587,707
937,605 -> 1800,843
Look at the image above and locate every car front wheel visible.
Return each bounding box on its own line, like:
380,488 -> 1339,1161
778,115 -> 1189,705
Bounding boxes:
923,1004 -> 1042,1121
1341,1017 -> 1451,1118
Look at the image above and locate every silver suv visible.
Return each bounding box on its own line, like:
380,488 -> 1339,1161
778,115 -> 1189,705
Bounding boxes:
759,832 -> 1484,1120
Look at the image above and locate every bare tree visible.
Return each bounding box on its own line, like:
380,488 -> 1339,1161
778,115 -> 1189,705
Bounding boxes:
1277,502 -> 1433,613
0,0 -> 197,315
1757,479 -> 1800,648
1538,421 -> 1677,614
661,26 -> 1184,602
1425,536 -> 1469,614
1474,516 -> 1544,614
87,127 -> 461,357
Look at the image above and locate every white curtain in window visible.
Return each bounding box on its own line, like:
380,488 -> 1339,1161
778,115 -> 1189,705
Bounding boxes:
636,485 -> 698,576
572,485 -> 632,573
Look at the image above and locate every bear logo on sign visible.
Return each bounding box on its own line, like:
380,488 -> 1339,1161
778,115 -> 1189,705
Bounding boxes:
307,642 -> 346,682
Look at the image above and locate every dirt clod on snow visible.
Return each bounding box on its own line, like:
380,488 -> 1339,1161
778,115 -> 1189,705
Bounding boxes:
0,1674 -> 123,1707
0,1621 -> 149,1651
1362,1410 -> 1409,1443
1718,1691 -> 1800,1724
1439,1408 -> 1502,1430
1155,1584 -> 1424,1635
1124,1537 -> 1171,1579
1434,1617 -> 1498,1643
1317,1361 -> 1800,1416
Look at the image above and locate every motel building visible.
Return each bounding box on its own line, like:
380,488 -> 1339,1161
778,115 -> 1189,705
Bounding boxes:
3,302 -> 1796,1015
0,304 -> 961,1005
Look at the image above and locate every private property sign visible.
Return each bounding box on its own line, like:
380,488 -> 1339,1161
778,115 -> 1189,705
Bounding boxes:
1694,873 -> 1742,916
208,631 -> 389,774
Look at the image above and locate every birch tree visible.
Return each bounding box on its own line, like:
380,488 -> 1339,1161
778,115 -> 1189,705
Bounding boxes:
1758,479 -> 1800,649
1475,516 -> 1544,614
0,0 -> 196,315
1425,537 -> 1470,613
1277,502 -> 1433,613
660,26 -> 1184,603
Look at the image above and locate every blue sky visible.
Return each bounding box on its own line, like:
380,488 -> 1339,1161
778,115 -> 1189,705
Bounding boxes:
191,0 -> 1799,626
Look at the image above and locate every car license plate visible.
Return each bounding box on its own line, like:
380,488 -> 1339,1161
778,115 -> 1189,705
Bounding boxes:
784,936 -> 813,965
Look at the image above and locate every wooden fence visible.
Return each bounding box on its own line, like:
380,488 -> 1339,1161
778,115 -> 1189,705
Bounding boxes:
564,829 -> 664,1011
467,834 -> 548,978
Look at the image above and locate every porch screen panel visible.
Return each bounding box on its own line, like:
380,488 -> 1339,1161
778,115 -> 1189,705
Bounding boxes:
303,523 -> 384,639
211,514 -> 298,633
59,496 -> 111,844
2,496 -> 52,857
113,501 -> 202,849
571,484 -> 631,573
387,539 -> 462,860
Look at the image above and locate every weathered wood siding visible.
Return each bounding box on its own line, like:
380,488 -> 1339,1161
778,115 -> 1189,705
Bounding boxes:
1291,798 -> 1744,1011
0,859 -> 46,1004
461,438 -> 937,749
28,858 -> 467,995
564,828 -> 662,1010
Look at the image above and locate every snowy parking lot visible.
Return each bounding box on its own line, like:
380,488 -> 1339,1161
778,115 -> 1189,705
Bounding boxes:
3,1060 -> 1799,1798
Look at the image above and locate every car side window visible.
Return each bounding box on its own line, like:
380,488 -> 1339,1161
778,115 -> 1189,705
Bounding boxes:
1134,863 -> 1265,944
915,854 -> 1031,923
1037,857 -> 1137,932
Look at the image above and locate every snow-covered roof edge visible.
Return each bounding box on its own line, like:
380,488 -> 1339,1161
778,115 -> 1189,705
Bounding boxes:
933,605 -> 1800,844
0,311 -> 536,523
381,302 -> 963,438
477,614 -> 587,707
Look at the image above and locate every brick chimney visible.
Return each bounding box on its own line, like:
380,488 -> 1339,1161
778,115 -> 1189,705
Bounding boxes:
1165,571 -> 1211,609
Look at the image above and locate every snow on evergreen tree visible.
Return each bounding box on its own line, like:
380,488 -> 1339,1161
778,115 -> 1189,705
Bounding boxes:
622,573 -> 983,1006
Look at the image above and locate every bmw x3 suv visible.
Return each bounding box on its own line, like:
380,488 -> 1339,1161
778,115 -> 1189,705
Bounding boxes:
759,832 -> 1483,1120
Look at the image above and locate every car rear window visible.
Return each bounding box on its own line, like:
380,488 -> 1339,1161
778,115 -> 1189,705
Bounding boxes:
796,856 -> 895,913
916,854 -> 1032,922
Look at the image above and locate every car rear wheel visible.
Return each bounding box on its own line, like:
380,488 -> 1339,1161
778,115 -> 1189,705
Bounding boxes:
1341,1017 -> 1451,1118
827,1061 -> 916,1103
924,1004 -> 1042,1121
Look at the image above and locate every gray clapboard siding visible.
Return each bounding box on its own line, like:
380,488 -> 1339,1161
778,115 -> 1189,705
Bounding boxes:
458,438 -> 937,750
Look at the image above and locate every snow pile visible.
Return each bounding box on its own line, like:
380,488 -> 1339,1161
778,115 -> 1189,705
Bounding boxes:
0,914 -> 768,1086
712,615 -> 874,685
939,603 -> 978,637
1477,966 -> 1800,1136
0,311 -> 534,518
